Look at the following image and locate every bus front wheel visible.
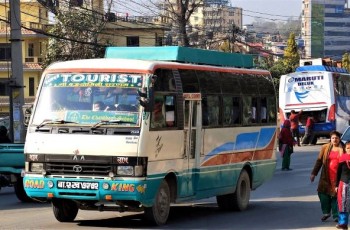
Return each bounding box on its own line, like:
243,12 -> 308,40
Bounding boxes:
14,176 -> 32,202
144,180 -> 171,226
52,198 -> 78,222
216,170 -> 250,211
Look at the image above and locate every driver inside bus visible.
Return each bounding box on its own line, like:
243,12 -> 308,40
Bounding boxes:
152,98 -> 165,128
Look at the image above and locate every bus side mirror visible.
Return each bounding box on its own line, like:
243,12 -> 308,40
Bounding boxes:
22,104 -> 33,127
138,87 -> 153,112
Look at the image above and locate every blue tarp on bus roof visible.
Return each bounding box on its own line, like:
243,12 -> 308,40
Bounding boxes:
296,65 -> 348,73
104,46 -> 254,68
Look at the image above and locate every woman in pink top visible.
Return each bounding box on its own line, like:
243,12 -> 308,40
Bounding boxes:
310,130 -> 344,222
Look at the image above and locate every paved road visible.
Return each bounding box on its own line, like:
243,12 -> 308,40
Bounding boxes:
0,141 -> 342,229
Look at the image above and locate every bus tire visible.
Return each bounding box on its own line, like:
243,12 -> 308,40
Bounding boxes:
144,180 -> 170,226
52,198 -> 78,222
232,170 -> 250,211
14,176 -> 32,202
216,170 -> 250,211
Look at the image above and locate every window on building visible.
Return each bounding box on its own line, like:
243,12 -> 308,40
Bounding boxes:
29,77 -> 35,96
0,43 -> 11,61
0,79 -> 9,96
28,43 -> 34,57
126,36 -> 140,47
156,36 -> 162,46
70,0 -> 83,7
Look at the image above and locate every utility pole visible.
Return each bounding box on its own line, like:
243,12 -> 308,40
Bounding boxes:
9,0 -> 25,143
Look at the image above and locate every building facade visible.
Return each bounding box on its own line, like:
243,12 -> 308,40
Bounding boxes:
0,0 -> 48,116
302,0 -> 350,60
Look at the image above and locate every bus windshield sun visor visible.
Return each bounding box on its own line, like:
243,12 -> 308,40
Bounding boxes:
91,120 -> 137,129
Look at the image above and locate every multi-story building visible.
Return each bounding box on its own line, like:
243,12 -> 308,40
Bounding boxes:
0,0 -> 168,116
156,0 -> 241,47
0,0 -> 48,116
302,0 -> 350,60
66,0 -> 167,46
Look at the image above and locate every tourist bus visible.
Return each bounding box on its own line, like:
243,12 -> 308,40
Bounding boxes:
279,59 -> 350,143
23,46 -> 278,225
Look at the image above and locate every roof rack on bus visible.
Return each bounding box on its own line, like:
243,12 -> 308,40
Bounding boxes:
104,46 -> 254,68
296,65 -> 348,73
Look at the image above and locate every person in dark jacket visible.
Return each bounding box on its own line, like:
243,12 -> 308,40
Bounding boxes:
310,130 -> 343,223
0,125 -> 11,143
279,120 -> 294,171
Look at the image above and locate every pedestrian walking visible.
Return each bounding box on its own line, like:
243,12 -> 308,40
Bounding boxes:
289,109 -> 302,146
335,141 -> 350,230
279,120 -> 295,171
302,115 -> 315,146
310,130 -> 344,223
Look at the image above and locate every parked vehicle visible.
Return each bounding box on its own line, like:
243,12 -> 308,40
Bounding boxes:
279,58 -> 350,144
23,46 -> 277,225
0,143 -> 31,202
341,126 -> 350,144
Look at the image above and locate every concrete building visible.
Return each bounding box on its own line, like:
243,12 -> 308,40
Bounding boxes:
302,0 -> 350,60
0,0 -> 48,116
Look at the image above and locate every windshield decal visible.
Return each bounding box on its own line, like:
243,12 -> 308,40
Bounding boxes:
65,111 -> 139,124
44,73 -> 142,88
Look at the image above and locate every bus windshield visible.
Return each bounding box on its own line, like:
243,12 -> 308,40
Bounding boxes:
31,73 -> 143,126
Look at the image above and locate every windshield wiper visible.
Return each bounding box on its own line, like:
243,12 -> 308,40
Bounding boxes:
36,119 -> 78,129
91,120 -> 136,129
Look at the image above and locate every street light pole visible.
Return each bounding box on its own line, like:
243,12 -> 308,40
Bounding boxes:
9,0 -> 25,143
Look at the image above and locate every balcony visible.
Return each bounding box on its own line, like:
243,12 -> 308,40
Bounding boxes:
25,56 -> 43,63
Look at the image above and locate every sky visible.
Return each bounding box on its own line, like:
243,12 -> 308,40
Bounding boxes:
231,0 -> 303,24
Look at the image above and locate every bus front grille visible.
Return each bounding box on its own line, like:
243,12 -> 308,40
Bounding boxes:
46,163 -> 112,176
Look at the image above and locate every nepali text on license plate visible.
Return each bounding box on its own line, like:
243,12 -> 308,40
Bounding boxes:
57,181 -> 99,190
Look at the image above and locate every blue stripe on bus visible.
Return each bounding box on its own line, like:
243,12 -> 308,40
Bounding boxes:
202,127 -> 276,162
295,91 -> 309,103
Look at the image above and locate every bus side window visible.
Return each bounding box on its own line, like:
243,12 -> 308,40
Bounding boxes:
151,96 -> 166,129
251,97 -> 258,123
223,96 -> 241,126
242,96 -> 252,125
260,97 -> 267,123
154,69 -> 175,92
202,95 -> 220,126
165,95 -> 176,127
267,97 -> 277,123
151,95 -> 177,129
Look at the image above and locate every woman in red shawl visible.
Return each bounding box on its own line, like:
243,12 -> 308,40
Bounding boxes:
279,120 -> 294,170
311,130 -> 343,223
335,141 -> 350,229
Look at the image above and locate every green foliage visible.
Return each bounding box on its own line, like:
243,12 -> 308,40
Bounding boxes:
219,40 -> 230,52
283,32 -> 300,71
42,10 -> 108,69
342,52 -> 350,72
269,60 -> 290,97
257,55 -> 274,70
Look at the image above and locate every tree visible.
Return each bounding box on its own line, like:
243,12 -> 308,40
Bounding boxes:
155,0 -> 203,47
269,59 -> 289,97
342,52 -> 350,72
283,32 -> 300,72
219,40 -> 230,52
37,1 -> 112,68
42,10 -> 107,69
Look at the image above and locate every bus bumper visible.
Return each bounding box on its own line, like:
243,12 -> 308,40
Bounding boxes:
23,176 -> 159,206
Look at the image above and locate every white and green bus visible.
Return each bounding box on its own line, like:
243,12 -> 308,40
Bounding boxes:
23,46 -> 278,225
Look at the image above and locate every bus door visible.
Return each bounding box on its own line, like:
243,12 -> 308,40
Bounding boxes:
181,93 -> 202,197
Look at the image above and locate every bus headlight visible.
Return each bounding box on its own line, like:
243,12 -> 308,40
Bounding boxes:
102,183 -> 110,190
134,165 -> 143,176
31,163 -> 44,173
117,166 -> 134,176
47,180 -> 54,188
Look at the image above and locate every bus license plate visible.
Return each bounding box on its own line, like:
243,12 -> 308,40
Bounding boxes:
57,181 -> 99,190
